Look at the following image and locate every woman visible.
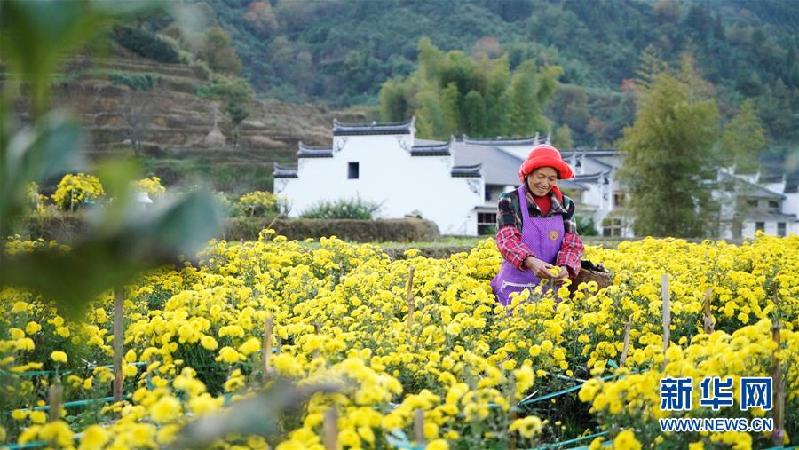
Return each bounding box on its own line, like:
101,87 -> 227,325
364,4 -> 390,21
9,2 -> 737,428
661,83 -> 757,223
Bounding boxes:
491,143 -> 584,306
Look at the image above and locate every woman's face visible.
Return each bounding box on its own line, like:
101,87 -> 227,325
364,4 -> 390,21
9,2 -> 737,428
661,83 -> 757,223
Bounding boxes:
526,167 -> 559,196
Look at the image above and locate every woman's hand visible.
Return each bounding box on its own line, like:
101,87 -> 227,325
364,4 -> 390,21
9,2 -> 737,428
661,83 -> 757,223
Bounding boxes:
553,266 -> 569,281
524,256 -> 558,280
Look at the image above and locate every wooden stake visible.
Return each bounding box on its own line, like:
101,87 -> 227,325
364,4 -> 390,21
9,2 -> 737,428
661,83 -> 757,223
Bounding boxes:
703,287 -> 715,334
661,274 -> 670,369
48,382 -> 62,422
414,408 -> 425,447
113,286 -> 125,402
620,315 -> 632,366
313,322 -> 321,360
508,377 -> 517,450
262,317 -> 274,383
406,265 -> 416,328
324,406 -> 337,450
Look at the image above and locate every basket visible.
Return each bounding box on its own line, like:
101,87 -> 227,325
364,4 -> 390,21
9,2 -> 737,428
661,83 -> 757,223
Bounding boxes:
569,260 -> 613,295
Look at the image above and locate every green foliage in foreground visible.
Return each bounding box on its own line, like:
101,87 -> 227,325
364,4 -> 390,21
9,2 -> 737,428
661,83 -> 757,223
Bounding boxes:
0,0 -> 222,318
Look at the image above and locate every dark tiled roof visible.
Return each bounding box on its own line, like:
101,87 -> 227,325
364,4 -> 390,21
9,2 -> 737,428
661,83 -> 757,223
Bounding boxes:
562,153 -> 616,170
332,118 -> 414,136
452,140 -> 520,185
566,147 -> 620,156
462,135 -> 539,146
572,172 -> 609,183
414,138 -> 447,146
410,142 -> 451,156
451,163 -> 482,178
273,162 -> 297,178
719,172 -> 785,199
559,179 -> 589,191
297,142 -> 333,158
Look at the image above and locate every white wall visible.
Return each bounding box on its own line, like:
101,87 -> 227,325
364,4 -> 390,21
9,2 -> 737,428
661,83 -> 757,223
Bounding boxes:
783,193 -> 799,217
740,219 -> 794,238
278,134 -> 483,235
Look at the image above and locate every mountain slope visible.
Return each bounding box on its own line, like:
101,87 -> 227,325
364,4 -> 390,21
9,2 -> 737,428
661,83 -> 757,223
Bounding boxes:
206,0 -> 799,147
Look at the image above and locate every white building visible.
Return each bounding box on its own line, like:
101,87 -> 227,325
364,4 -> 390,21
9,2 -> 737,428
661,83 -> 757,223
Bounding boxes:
273,119 -> 484,235
715,169 -> 799,239
275,119 -> 799,238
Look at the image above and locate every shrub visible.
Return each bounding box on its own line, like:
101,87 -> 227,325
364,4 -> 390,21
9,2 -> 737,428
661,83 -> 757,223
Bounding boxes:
300,198 -> 381,220
576,215 -> 598,236
109,72 -> 159,91
237,191 -> 277,217
112,25 -> 179,63
51,173 -> 105,211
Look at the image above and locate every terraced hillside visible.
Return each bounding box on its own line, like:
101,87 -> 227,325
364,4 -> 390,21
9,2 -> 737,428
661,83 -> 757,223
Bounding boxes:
42,50 -> 365,193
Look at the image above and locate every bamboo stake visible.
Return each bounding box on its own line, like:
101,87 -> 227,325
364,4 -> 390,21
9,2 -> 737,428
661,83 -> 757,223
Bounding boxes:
414,408 -> 425,447
113,286 -> 125,402
262,317 -> 274,383
771,297 -> 786,445
406,265 -> 416,328
703,287 -> 715,334
48,382 -> 62,422
661,274 -> 670,369
324,406 -> 337,450
620,315 -> 632,366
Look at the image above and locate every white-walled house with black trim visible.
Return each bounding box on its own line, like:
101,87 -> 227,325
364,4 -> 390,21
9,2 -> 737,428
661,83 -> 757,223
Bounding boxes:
273,118 -> 485,235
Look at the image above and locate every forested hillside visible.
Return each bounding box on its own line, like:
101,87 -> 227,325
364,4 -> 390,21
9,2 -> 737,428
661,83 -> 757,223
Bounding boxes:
205,0 -> 799,150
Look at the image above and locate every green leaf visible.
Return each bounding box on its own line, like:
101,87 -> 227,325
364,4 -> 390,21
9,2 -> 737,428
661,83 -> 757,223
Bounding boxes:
0,111 -> 85,236
0,191 -> 223,319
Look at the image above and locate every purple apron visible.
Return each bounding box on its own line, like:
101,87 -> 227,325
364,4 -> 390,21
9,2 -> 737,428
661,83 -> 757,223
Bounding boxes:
491,185 -> 564,306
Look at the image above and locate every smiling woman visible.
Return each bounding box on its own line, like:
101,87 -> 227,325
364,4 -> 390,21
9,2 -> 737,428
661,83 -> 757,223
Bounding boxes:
490,143 -> 584,306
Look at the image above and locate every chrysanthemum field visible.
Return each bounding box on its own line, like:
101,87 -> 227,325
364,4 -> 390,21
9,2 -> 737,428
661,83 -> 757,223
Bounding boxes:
1,232 -> 797,449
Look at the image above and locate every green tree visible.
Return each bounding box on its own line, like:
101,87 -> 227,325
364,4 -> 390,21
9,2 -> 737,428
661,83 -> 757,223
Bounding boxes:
508,60 -> 540,136
378,38 -> 560,139
201,27 -> 242,75
415,85 -> 446,139
378,78 -> 410,121
553,125 -> 574,150
618,72 -> 720,237
634,44 -> 668,91
483,56 -> 512,136
719,100 -> 766,173
462,90 -> 486,136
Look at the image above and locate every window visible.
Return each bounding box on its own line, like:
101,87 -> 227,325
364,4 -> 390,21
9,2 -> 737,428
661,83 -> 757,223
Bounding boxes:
769,200 -> 780,209
602,217 -> 623,237
477,212 -> 496,235
348,162 -> 359,179
755,222 -> 765,232
778,222 -> 787,237
747,199 -> 758,208
485,189 -> 492,201
613,191 -> 624,208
